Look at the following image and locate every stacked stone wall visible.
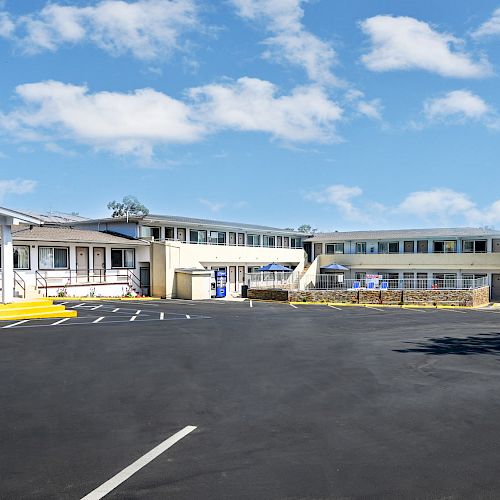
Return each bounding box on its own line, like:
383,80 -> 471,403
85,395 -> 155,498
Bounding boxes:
247,289 -> 289,301
289,290 -> 358,303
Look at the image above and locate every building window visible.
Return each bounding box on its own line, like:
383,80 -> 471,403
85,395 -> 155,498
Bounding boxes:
403,272 -> 414,288
433,240 -> 457,253
417,272 -> 428,289
111,248 -> 135,268
1,245 -> 31,269
263,235 -> 276,247
276,236 -> 282,248
140,226 -> 161,240
404,241 -> 414,253
39,247 -> 69,270
355,242 -> 366,254
432,273 -> 457,288
462,240 -> 487,253
354,272 -> 366,284
417,240 -> 428,253
189,230 -> 207,244
247,234 -> 260,247
378,242 -> 399,253
326,243 -> 344,254
165,227 -> 175,240
382,272 -> 399,288
209,231 -> 226,245
291,237 -> 302,249
283,237 -> 290,248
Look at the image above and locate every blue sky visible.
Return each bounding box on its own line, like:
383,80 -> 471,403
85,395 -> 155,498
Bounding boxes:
1,0 -> 500,231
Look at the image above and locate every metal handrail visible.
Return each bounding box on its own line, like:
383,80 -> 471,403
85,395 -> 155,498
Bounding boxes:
127,269 -> 142,292
13,271 -> 26,299
35,271 -> 48,297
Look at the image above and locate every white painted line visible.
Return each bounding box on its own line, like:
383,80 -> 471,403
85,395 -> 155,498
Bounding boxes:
58,301 -> 68,305
93,317 -> 105,324
72,303 -> 86,309
129,316 -> 137,322
328,305 -> 342,310
365,306 -> 385,312
135,310 -> 141,315
52,318 -> 70,326
249,300 -> 253,308
91,305 -> 103,311
160,312 -> 164,320
80,425 -> 197,500
112,308 -> 120,313
185,314 -> 191,319
439,308 -> 467,314
289,303 -> 298,309
3,320 -> 29,328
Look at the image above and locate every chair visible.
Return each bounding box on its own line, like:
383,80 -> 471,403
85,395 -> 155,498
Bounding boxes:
352,281 -> 360,289
367,282 -> 375,290
380,281 -> 389,290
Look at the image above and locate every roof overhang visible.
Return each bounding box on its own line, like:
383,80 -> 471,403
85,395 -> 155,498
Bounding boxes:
0,207 -> 44,226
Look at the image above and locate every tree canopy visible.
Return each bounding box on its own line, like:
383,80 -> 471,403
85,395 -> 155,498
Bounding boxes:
107,195 -> 149,218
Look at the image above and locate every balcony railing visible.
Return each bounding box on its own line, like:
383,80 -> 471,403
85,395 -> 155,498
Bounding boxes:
158,237 -> 303,249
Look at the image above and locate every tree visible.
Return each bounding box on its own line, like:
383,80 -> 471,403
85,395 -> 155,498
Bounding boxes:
107,195 -> 149,218
297,224 -> 317,234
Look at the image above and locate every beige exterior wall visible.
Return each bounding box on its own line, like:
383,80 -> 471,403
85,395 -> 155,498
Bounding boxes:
150,240 -> 305,298
175,269 -> 212,300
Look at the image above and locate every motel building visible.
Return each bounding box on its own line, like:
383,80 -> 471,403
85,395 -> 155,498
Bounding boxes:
301,228 -> 500,301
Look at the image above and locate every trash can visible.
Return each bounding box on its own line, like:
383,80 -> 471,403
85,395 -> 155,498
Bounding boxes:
241,285 -> 249,298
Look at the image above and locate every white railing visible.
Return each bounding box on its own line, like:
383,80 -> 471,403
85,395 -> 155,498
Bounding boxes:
36,268 -> 131,287
310,275 -> 489,291
246,272 -> 295,289
161,238 -> 303,249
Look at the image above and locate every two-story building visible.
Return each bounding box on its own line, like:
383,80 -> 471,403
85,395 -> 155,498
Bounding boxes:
304,228 -> 500,300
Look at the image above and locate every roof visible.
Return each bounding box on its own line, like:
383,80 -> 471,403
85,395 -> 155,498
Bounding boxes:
5,226 -> 148,245
18,210 -> 89,224
306,227 -> 500,242
69,213 -> 309,236
0,206 -> 45,225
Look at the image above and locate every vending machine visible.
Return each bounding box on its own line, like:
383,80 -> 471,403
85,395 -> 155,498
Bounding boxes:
215,270 -> 227,298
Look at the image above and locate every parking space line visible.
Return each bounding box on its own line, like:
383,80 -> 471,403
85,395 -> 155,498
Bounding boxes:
58,301 -> 68,305
365,306 -> 385,312
90,305 -> 103,311
439,308 -> 467,314
129,316 -> 137,322
135,310 -> 141,315
52,318 -> 70,326
112,308 -> 120,313
289,304 -> 298,309
185,314 -> 191,319
160,312 -> 164,320
80,425 -> 197,500
328,305 -> 342,310
93,317 -> 105,324
250,300 -> 253,308
72,303 -> 86,309
3,320 -> 29,328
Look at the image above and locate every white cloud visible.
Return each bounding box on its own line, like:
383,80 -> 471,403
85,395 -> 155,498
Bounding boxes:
360,15 -> 491,78
1,0 -> 197,60
0,11 -> 14,38
199,198 -> 225,213
423,90 -> 490,121
0,179 -> 37,200
231,0 -> 340,85
190,77 -> 342,142
472,8 -> 500,38
305,184 -> 363,219
3,80 -> 204,157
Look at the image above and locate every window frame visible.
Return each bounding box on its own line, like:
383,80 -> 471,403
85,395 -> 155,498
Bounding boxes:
38,246 -> 69,270
462,239 -> 487,253
110,248 -> 136,269
326,243 -> 344,254
355,242 -> 366,254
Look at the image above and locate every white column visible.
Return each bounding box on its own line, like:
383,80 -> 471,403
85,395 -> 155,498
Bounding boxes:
1,224 -> 14,304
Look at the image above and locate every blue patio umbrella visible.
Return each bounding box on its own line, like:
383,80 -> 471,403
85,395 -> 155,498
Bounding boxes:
321,263 -> 350,271
257,263 -> 293,272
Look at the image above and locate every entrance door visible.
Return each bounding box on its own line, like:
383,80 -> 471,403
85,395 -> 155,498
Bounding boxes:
493,240 -> 500,253
492,274 -> 500,301
177,228 -> 186,242
140,265 -> 150,296
314,243 -> 323,259
238,266 -> 245,290
229,232 -> 236,246
93,247 -> 106,282
303,242 -> 312,263
229,266 -> 236,292
238,233 -> 245,246
76,247 -> 89,282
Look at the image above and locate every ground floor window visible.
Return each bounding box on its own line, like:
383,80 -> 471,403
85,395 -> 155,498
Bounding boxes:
432,273 -> 457,288
382,272 -> 399,288
39,247 -> 68,270
111,248 -> 135,268
417,272 -> 428,289
403,272 -> 414,288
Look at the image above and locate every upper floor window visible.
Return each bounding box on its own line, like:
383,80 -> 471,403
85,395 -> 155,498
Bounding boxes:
433,240 -> 457,253
462,240 -> 487,253
247,234 -> 260,247
111,248 -> 135,268
326,243 -> 344,254
190,229 -> 207,244
140,226 -> 161,240
378,242 -> 399,254
404,241 -> 414,253
355,242 -> 366,254
209,231 -> 226,245
291,237 -> 302,249
263,235 -> 275,247
39,247 -> 69,270
164,227 -> 175,240
417,240 -> 428,253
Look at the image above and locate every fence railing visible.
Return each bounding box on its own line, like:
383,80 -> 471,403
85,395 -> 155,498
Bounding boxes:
246,271 -> 296,289
35,268 -> 131,287
309,276 -> 489,291
157,238 -> 303,249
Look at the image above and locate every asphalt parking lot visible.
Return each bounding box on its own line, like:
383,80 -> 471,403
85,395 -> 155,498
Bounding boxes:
2,299 -> 500,499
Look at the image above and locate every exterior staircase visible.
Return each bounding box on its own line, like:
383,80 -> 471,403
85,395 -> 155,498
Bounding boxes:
0,299 -> 77,321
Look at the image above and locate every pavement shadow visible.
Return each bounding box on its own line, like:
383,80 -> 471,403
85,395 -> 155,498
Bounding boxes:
394,332 -> 500,356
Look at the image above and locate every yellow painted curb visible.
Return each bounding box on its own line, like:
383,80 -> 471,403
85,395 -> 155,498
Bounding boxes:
0,299 -> 54,309
57,297 -> 159,301
0,310 -> 77,321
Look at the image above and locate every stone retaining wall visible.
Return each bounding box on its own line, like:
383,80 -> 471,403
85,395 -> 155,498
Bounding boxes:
251,286 -> 490,307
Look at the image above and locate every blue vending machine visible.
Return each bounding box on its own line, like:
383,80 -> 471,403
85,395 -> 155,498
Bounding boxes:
215,270 -> 227,298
